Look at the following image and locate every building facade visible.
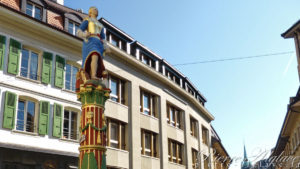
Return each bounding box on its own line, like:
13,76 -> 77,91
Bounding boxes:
0,0 -> 229,169
270,20 -> 300,169
211,127 -> 231,169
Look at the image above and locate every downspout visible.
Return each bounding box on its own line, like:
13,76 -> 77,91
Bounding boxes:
295,32 -> 300,81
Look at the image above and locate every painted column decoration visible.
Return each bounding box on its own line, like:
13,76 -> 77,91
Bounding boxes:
77,82 -> 110,169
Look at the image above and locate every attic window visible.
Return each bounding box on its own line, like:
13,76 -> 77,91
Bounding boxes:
26,3 -> 42,20
68,21 -> 79,35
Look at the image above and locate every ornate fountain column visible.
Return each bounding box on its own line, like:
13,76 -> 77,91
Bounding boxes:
76,81 -> 110,169
75,5 -> 111,169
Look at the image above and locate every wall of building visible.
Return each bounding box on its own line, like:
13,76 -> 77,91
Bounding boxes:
0,1 -> 226,169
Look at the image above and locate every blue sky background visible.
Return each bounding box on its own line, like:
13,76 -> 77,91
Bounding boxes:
65,0 -> 300,168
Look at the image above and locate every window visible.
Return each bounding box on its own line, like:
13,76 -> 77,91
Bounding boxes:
65,64 -> 79,91
190,116 -> 198,137
292,137 -> 295,152
63,110 -> 78,140
109,33 -> 121,48
107,118 -> 126,150
166,70 -> 175,81
294,133 -> 298,151
140,53 -> 156,69
298,127 -> 300,145
16,99 -> 36,132
296,132 -> 299,146
192,149 -> 199,169
141,129 -> 158,157
26,3 -> 42,20
204,155 -> 209,169
109,75 -> 126,105
68,21 -> 79,35
202,126 -> 209,145
197,95 -> 205,106
140,90 -> 157,117
107,32 -> 127,52
20,49 -> 39,80
187,84 -> 195,96
167,104 -> 182,129
111,36 -> 118,47
142,55 -> 150,65
168,139 -> 183,164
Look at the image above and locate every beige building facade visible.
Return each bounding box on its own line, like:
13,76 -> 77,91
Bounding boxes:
270,20 -> 300,169
0,0 -> 230,169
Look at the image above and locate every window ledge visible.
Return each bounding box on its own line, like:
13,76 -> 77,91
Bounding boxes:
202,142 -> 209,147
141,154 -> 160,160
167,123 -> 184,131
140,112 -> 158,120
62,88 -> 76,94
16,75 -> 41,84
12,129 -> 39,136
107,99 -> 128,108
106,146 -> 129,153
168,161 -> 185,167
191,135 -> 198,139
59,138 -> 79,143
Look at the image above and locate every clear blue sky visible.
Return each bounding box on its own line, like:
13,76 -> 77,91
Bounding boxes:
65,0 -> 300,168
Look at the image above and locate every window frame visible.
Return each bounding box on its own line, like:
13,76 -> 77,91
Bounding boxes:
62,109 -> 78,140
140,52 -> 156,69
64,63 -> 79,92
168,139 -> 183,164
192,148 -> 199,169
20,48 -> 40,81
107,118 -> 126,150
68,20 -> 80,36
190,116 -> 198,138
140,89 -> 157,118
202,126 -> 209,145
15,98 -> 37,133
108,75 -> 126,105
167,104 -> 183,129
141,129 -> 158,157
26,2 -> 42,20
203,154 -> 209,169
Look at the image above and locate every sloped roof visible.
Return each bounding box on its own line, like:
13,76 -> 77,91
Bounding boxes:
282,19 -> 300,38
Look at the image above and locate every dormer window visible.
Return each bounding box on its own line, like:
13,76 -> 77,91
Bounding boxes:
26,3 -> 42,20
140,53 -> 155,69
68,21 -> 79,35
111,36 -> 118,47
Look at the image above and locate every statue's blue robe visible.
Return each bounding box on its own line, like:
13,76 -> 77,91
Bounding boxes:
79,20 -> 105,69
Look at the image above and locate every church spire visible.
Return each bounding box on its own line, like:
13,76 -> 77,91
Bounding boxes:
244,144 -> 247,159
241,144 -> 252,169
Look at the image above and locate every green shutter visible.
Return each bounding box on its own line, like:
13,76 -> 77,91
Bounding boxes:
53,103 -> 62,138
41,52 -> 53,84
38,101 -> 50,135
7,39 -> 21,75
0,35 -> 6,70
55,55 -> 64,88
3,91 -> 17,129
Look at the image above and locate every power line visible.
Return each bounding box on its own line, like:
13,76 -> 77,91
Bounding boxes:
173,51 -> 295,66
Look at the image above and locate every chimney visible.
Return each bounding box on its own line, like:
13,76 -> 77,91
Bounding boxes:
56,0 -> 64,5
76,9 -> 84,13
